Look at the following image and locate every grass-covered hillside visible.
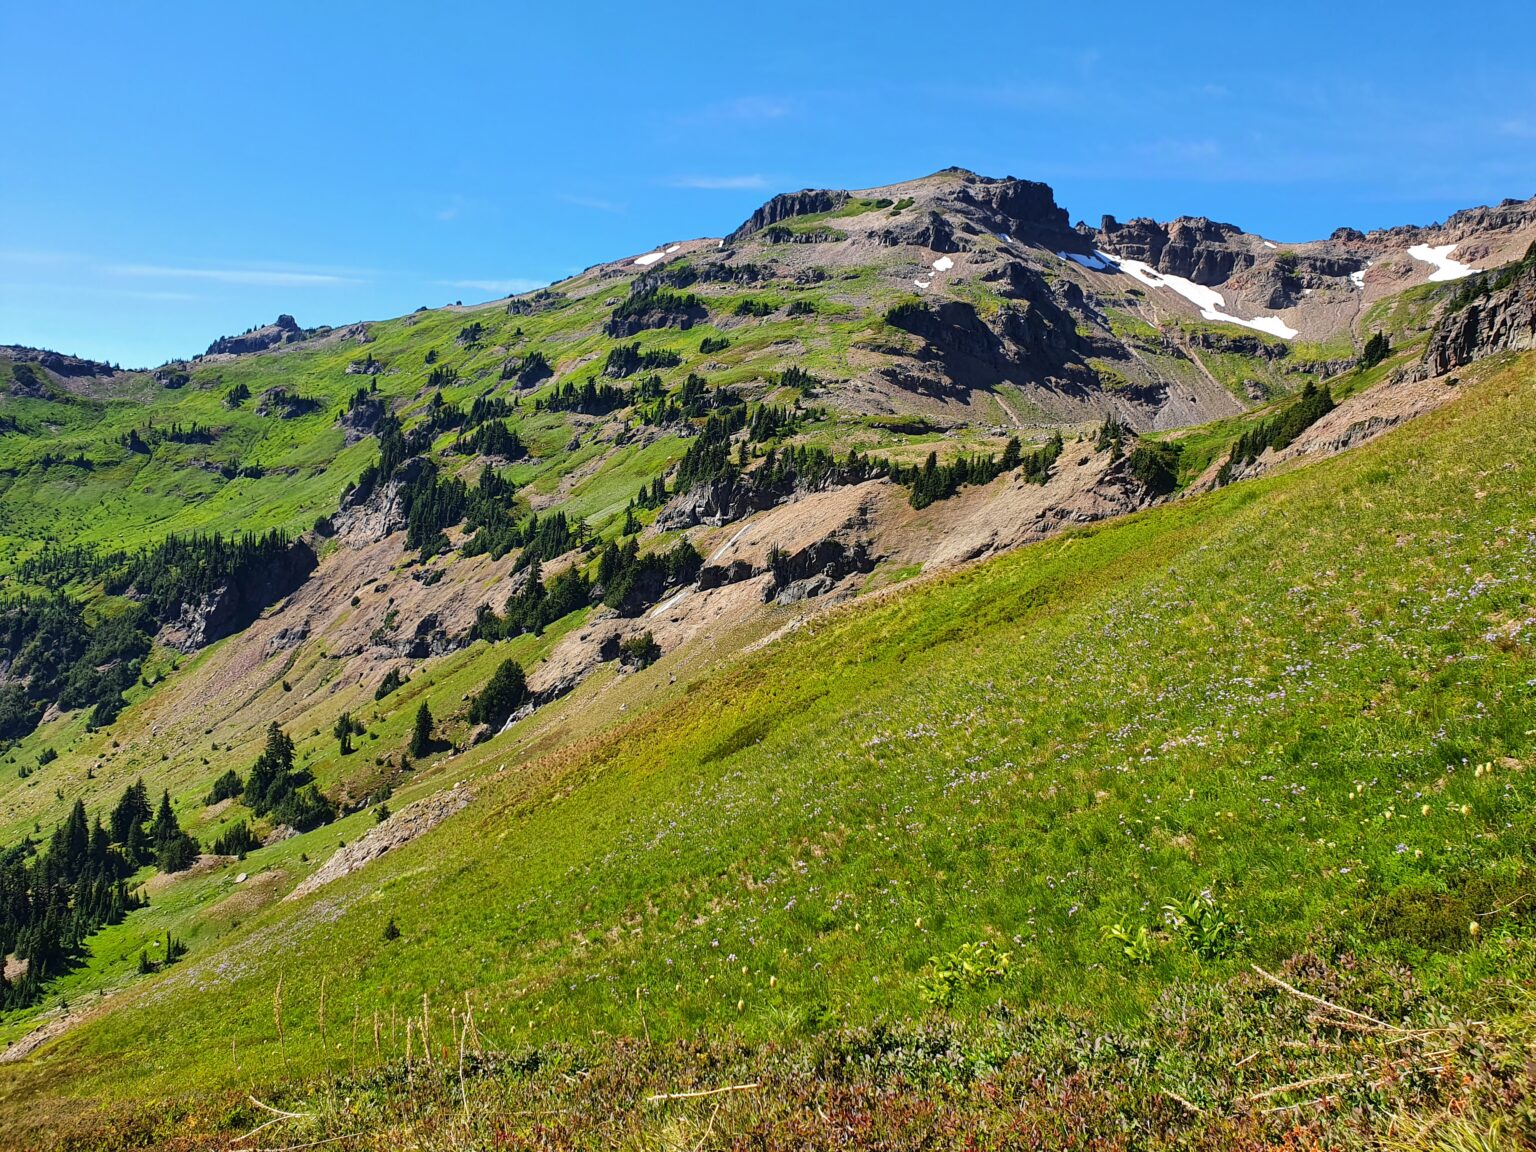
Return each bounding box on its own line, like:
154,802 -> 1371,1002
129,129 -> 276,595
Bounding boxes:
4,346 -> 1531,1148
2,170 -> 1533,1147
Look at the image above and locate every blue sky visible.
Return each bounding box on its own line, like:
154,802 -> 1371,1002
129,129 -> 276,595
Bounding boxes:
4,1 -> 1534,368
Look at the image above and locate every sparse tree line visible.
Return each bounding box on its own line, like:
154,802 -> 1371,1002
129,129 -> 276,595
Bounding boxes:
1,529 -> 298,742
119,422 -> 219,454
0,779 -> 200,1008
1216,381 -> 1334,485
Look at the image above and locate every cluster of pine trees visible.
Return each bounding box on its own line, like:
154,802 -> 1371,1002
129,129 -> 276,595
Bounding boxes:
2,527 -> 302,740
105,530 -> 297,621
0,779 -> 200,1008
501,350 -> 551,386
674,411 -> 746,490
1217,382 -> 1335,484
606,287 -> 702,336
200,723 -> 337,831
595,536 -> 703,614
894,434 -> 1062,509
472,559 -> 593,639
0,596 -> 152,738
239,723 -> 336,831
119,422 -> 217,454
452,419 -> 525,460
603,343 -> 682,378
536,378 -> 627,415
467,659 -> 528,729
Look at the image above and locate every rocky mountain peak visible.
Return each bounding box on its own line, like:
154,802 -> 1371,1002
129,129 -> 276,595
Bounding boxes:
201,313 -> 307,358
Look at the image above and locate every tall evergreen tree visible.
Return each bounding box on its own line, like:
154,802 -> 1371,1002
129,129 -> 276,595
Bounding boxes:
150,791 -> 198,873
334,712 -> 354,755
410,701 -> 434,758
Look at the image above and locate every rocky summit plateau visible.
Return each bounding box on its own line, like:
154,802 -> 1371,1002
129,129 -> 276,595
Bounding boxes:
2,164 -> 1535,1150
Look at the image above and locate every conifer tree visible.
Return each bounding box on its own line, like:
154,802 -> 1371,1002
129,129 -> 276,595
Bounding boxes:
150,791 -> 198,873
410,701 -> 434,758
334,712 -> 354,755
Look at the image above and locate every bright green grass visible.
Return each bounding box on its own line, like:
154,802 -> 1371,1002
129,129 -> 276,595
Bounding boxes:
5,354 -> 1530,1121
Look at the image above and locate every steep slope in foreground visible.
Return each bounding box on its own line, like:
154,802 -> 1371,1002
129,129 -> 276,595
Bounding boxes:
5,351 -> 1533,1148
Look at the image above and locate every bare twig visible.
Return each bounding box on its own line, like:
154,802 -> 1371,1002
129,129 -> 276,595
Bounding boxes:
1243,1071 -> 1356,1103
1252,965 -> 1399,1031
232,1114 -> 290,1145
248,1096 -> 310,1121
1163,1089 -> 1206,1115
646,1083 -> 761,1103
1476,893 -> 1530,917
458,1012 -> 470,1124
693,1100 -> 723,1151
274,974 -> 288,1068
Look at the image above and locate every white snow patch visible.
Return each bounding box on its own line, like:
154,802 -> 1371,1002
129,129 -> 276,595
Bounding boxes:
931,255 -> 954,272
650,590 -> 686,619
709,521 -> 754,563
665,244 -> 681,254
1263,241 -> 1278,249
633,251 -> 665,266
1059,251 -> 1110,271
1099,251 -> 1298,340
997,232 -> 1011,243
717,239 -> 725,249
913,277 -> 932,289
1407,243 -> 1480,282
1349,269 -> 1366,289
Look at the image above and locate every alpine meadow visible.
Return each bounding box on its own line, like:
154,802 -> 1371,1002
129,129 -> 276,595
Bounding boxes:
2,7 -> 1536,1149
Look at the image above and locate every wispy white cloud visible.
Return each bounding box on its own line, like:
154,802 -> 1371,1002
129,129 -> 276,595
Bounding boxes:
439,278 -> 545,296
105,263 -> 361,287
663,174 -> 769,191
106,288 -> 205,302
679,96 -> 791,125
561,193 -> 627,214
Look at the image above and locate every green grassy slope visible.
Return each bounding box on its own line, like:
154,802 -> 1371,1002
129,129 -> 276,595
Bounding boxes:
5,353 -> 1531,1146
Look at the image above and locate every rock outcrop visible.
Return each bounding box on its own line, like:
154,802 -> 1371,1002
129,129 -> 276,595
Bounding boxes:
1096,216 -> 1255,285
0,345 -> 122,379
1420,251 -> 1536,377
762,537 -> 876,604
728,189 -> 850,242
203,314 -> 306,357
875,210 -> 960,253
337,394 -> 387,443
950,171 -> 1079,247
655,475 -> 778,530
335,456 -> 431,542
884,294 -> 1085,390
286,785 -> 474,901
156,539 -> 318,653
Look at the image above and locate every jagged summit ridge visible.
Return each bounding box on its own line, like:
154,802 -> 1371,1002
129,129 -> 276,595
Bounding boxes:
725,167 -> 1082,252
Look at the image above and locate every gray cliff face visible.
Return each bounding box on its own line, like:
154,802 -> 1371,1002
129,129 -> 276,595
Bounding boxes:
203,314 -> 306,357
728,189 -> 850,242
1420,252 -> 1536,377
156,540 -> 317,653
1095,216 -> 1256,285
